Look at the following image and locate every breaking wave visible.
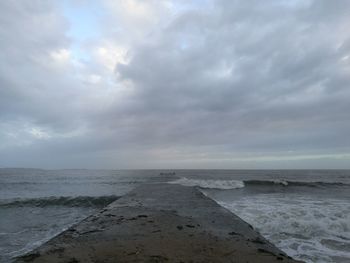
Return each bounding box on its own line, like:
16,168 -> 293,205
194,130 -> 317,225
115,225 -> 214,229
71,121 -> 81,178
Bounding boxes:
168,178 -> 245,189
169,178 -> 349,190
0,195 -> 120,208
244,180 -> 349,187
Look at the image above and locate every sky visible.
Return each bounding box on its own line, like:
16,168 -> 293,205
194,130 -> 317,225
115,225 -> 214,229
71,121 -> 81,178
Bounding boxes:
1,0 -> 350,169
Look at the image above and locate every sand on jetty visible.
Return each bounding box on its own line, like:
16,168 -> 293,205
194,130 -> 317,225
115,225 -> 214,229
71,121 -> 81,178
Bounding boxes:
16,183 -> 303,263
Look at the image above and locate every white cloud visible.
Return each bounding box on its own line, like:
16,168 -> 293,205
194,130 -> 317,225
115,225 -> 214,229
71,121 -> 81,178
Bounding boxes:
28,127 -> 51,139
50,48 -> 71,63
93,43 -> 128,72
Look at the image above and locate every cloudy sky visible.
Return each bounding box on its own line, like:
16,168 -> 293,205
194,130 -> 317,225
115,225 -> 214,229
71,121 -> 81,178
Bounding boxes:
1,0 -> 350,169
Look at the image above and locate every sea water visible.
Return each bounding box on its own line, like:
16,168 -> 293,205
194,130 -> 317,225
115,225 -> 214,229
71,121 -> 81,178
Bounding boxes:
0,169 -> 349,262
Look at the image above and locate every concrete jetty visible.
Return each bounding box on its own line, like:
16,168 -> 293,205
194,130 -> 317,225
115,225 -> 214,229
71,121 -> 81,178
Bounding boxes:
16,184 -> 303,263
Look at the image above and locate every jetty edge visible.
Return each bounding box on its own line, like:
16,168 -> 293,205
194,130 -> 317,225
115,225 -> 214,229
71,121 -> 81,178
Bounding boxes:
16,183 -> 303,263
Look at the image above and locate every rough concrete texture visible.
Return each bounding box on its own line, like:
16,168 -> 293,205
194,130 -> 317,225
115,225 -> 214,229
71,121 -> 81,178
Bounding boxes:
16,183 -> 303,263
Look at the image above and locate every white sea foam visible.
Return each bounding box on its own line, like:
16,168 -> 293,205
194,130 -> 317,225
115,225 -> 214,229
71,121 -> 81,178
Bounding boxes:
169,177 -> 245,189
272,179 -> 289,186
217,194 -> 350,263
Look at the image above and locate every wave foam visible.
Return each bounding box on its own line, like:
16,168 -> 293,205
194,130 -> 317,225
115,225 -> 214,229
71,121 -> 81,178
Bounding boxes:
170,178 -> 349,191
243,180 -> 350,188
217,195 -> 350,263
168,177 -> 245,189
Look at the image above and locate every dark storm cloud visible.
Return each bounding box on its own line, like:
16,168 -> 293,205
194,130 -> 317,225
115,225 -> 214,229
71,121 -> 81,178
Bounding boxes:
1,0 -> 350,168
114,0 -> 350,152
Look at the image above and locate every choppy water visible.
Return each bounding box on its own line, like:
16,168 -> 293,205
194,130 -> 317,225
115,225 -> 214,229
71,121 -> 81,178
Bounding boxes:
0,169 -> 349,262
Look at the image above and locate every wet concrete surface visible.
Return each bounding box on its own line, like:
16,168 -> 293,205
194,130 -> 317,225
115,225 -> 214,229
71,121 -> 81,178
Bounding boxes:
16,183 -> 303,263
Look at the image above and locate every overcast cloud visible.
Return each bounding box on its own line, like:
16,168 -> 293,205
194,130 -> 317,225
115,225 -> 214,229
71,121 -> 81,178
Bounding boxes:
1,0 -> 350,169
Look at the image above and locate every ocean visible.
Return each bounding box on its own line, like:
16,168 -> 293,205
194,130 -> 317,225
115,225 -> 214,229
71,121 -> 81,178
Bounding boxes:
0,169 -> 349,263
